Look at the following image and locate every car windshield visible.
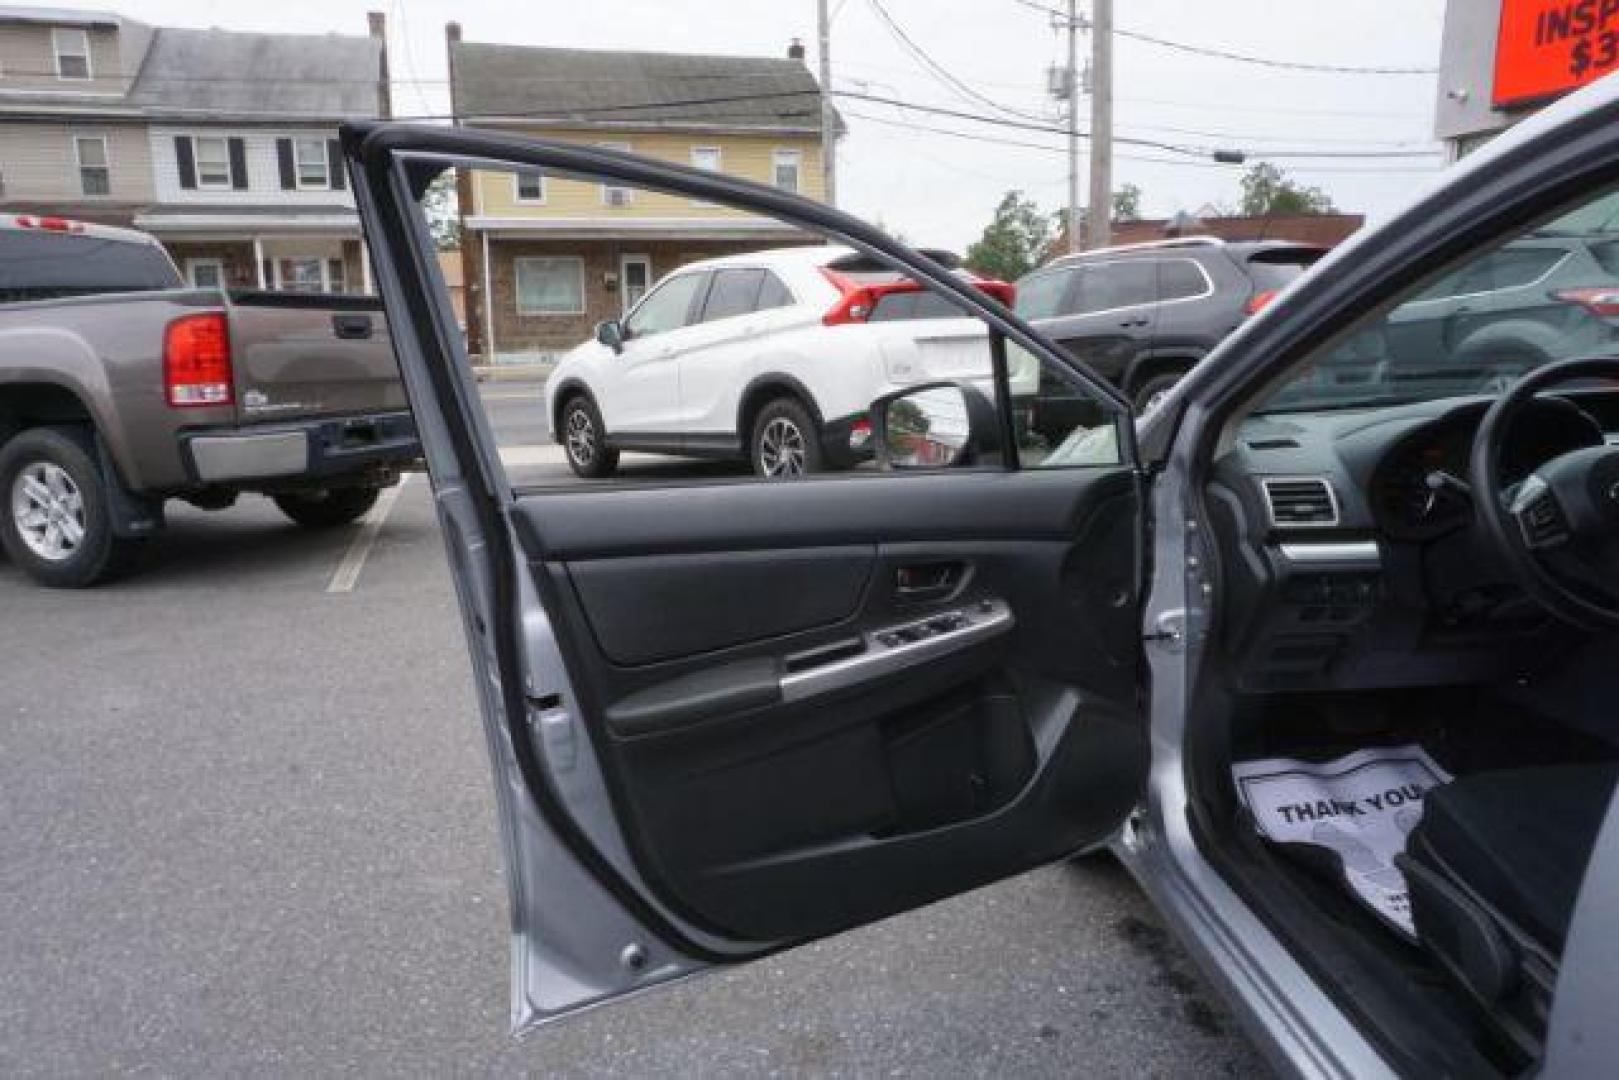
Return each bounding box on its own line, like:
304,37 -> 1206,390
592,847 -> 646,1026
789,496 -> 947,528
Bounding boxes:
1253,188 -> 1619,415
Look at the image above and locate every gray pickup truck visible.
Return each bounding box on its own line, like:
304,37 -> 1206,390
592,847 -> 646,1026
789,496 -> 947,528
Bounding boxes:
0,215 -> 418,587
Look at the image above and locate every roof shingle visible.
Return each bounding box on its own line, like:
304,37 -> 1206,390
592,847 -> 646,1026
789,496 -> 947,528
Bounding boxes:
130,28 -> 384,120
450,42 -> 824,132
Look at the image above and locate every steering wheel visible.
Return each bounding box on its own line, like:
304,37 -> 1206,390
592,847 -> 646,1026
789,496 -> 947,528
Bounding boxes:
1470,356 -> 1619,631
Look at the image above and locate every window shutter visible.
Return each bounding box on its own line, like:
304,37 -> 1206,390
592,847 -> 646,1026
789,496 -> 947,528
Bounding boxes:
174,136 -> 196,190
276,138 -> 295,190
227,137 -> 248,190
326,139 -> 345,190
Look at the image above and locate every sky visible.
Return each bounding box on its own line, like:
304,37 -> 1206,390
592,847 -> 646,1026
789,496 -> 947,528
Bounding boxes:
90,0 -> 1451,250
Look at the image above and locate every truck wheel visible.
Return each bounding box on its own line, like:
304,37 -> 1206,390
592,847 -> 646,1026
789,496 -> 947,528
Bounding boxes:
1132,371 -> 1185,414
560,395 -> 619,479
273,485 -> 380,528
0,427 -> 145,588
751,398 -> 824,479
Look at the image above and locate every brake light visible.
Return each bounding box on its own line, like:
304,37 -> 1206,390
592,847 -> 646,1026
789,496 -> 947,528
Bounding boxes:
1552,287 -> 1619,317
819,268 -> 1017,324
1245,289 -> 1279,316
164,312 -> 233,407
10,214 -> 84,233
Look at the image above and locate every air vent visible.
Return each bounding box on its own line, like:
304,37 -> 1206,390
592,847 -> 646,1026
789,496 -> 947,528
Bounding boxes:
1263,477 -> 1339,527
1246,437 -> 1299,451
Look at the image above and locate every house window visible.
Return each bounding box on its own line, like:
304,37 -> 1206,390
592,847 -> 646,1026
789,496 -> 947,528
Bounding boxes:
187,259 -> 225,289
54,28 -> 91,80
514,257 -> 585,316
690,147 -> 722,205
598,143 -> 633,206
514,170 -> 545,203
772,149 -> 802,193
294,138 -> 329,188
620,254 -> 651,315
194,136 -> 231,188
75,136 -> 109,196
279,257 -> 325,293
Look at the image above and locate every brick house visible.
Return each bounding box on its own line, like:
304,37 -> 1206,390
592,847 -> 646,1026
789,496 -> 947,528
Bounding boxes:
0,5 -> 389,293
447,28 -> 831,362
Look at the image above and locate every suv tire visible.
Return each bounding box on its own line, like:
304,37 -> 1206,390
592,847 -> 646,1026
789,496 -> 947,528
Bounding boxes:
274,485 -> 381,528
0,427 -> 145,588
1132,371 -> 1185,414
750,398 -> 824,479
560,394 -> 619,479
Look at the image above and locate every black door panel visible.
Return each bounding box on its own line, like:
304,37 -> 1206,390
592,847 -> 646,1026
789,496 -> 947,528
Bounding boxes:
566,547 -> 876,666
512,468 -> 1145,943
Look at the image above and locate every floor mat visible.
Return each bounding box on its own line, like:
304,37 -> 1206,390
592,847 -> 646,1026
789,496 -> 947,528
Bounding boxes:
1233,745 -> 1452,939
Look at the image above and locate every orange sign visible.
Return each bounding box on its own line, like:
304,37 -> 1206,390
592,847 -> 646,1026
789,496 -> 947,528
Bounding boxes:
1494,0 -> 1619,108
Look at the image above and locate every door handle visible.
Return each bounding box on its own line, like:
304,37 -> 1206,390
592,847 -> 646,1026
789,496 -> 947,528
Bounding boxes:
1119,316 -> 1150,328
332,313 -> 374,340
895,561 -> 966,602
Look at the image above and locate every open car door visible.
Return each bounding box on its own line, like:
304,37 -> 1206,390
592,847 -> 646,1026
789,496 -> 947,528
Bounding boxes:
343,123 -> 1150,1030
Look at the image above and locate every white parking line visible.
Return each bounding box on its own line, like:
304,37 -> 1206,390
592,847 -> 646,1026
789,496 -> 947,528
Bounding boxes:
325,474 -> 412,594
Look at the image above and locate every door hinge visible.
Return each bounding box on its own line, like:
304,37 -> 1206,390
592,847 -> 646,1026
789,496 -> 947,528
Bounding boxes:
1144,608 -> 1186,651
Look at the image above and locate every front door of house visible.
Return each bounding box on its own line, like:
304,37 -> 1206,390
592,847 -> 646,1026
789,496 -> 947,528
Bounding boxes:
620,254 -> 651,316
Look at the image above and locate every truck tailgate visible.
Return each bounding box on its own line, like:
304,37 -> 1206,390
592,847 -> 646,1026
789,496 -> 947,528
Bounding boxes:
225,292 -> 407,424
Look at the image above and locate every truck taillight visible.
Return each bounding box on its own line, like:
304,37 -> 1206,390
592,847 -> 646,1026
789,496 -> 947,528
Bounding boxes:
164,312 -> 233,407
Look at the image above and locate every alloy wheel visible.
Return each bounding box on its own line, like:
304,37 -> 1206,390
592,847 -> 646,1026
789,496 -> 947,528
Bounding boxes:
565,406 -> 596,467
11,461 -> 86,563
759,417 -> 807,477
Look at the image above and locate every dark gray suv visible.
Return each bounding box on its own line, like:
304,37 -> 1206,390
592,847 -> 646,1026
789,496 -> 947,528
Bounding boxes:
1016,237 -> 1323,412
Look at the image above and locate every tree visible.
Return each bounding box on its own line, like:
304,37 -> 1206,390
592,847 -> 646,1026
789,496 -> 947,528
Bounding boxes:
1111,183 -> 1143,223
965,191 -> 1059,281
1239,162 -> 1336,217
420,170 -> 461,251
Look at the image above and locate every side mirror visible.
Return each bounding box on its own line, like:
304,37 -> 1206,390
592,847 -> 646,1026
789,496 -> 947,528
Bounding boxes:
872,381 -> 1001,470
595,319 -> 626,354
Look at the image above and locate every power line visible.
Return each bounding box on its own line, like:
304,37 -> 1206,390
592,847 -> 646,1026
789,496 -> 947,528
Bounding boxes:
865,0 -> 1052,123
841,106 -> 1445,176
1007,0 -> 1436,75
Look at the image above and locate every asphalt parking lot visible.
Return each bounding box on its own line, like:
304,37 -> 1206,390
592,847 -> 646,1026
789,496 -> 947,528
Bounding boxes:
0,379 -> 1268,1078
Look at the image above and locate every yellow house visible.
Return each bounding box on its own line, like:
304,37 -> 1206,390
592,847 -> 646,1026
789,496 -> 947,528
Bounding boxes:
447,30 -> 832,361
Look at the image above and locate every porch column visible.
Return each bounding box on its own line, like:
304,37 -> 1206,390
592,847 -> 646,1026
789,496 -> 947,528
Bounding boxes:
361,243 -> 373,295
252,235 -> 266,290
481,230 -> 496,361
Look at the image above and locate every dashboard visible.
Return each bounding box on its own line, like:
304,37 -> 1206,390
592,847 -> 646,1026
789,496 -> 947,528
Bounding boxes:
1207,390 -> 1616,692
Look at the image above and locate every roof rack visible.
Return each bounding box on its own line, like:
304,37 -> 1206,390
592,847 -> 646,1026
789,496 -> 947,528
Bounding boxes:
1048,235 -> 1227,264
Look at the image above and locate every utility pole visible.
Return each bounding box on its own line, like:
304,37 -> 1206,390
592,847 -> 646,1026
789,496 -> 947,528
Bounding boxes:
817,0 -> 837,206
1086,0 -> 1114,250
1065,0 -> 1081,254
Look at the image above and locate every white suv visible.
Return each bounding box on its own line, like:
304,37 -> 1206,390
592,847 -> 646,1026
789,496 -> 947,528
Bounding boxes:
543,245 -> 1035,478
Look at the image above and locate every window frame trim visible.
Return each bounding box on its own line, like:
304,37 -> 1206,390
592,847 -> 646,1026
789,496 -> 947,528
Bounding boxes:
192,134 -> 234,190
53,27 -> 92,81
1398,249 -> 1572,307
185,257 -> 225,289
511,169 -> 547,205
72,132 -> 110,197
771,147 -> 802,194
596,142 -> 634,205
292,137 -> 331,190
513,254 -> 586,317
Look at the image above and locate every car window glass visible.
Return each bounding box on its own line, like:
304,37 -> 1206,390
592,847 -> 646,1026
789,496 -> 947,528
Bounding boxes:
756,271 -> 793,311
1076,262 -> 1157,313
1157,260 -> 1208,302
626,273 -> 705,338
0,231 -> 179,302
1245,250 -> 1320,293
1014,270 -> 1070,319
701,269 -> 765,323
1255,183 -> 1619,414
453,163 -> 1124,490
